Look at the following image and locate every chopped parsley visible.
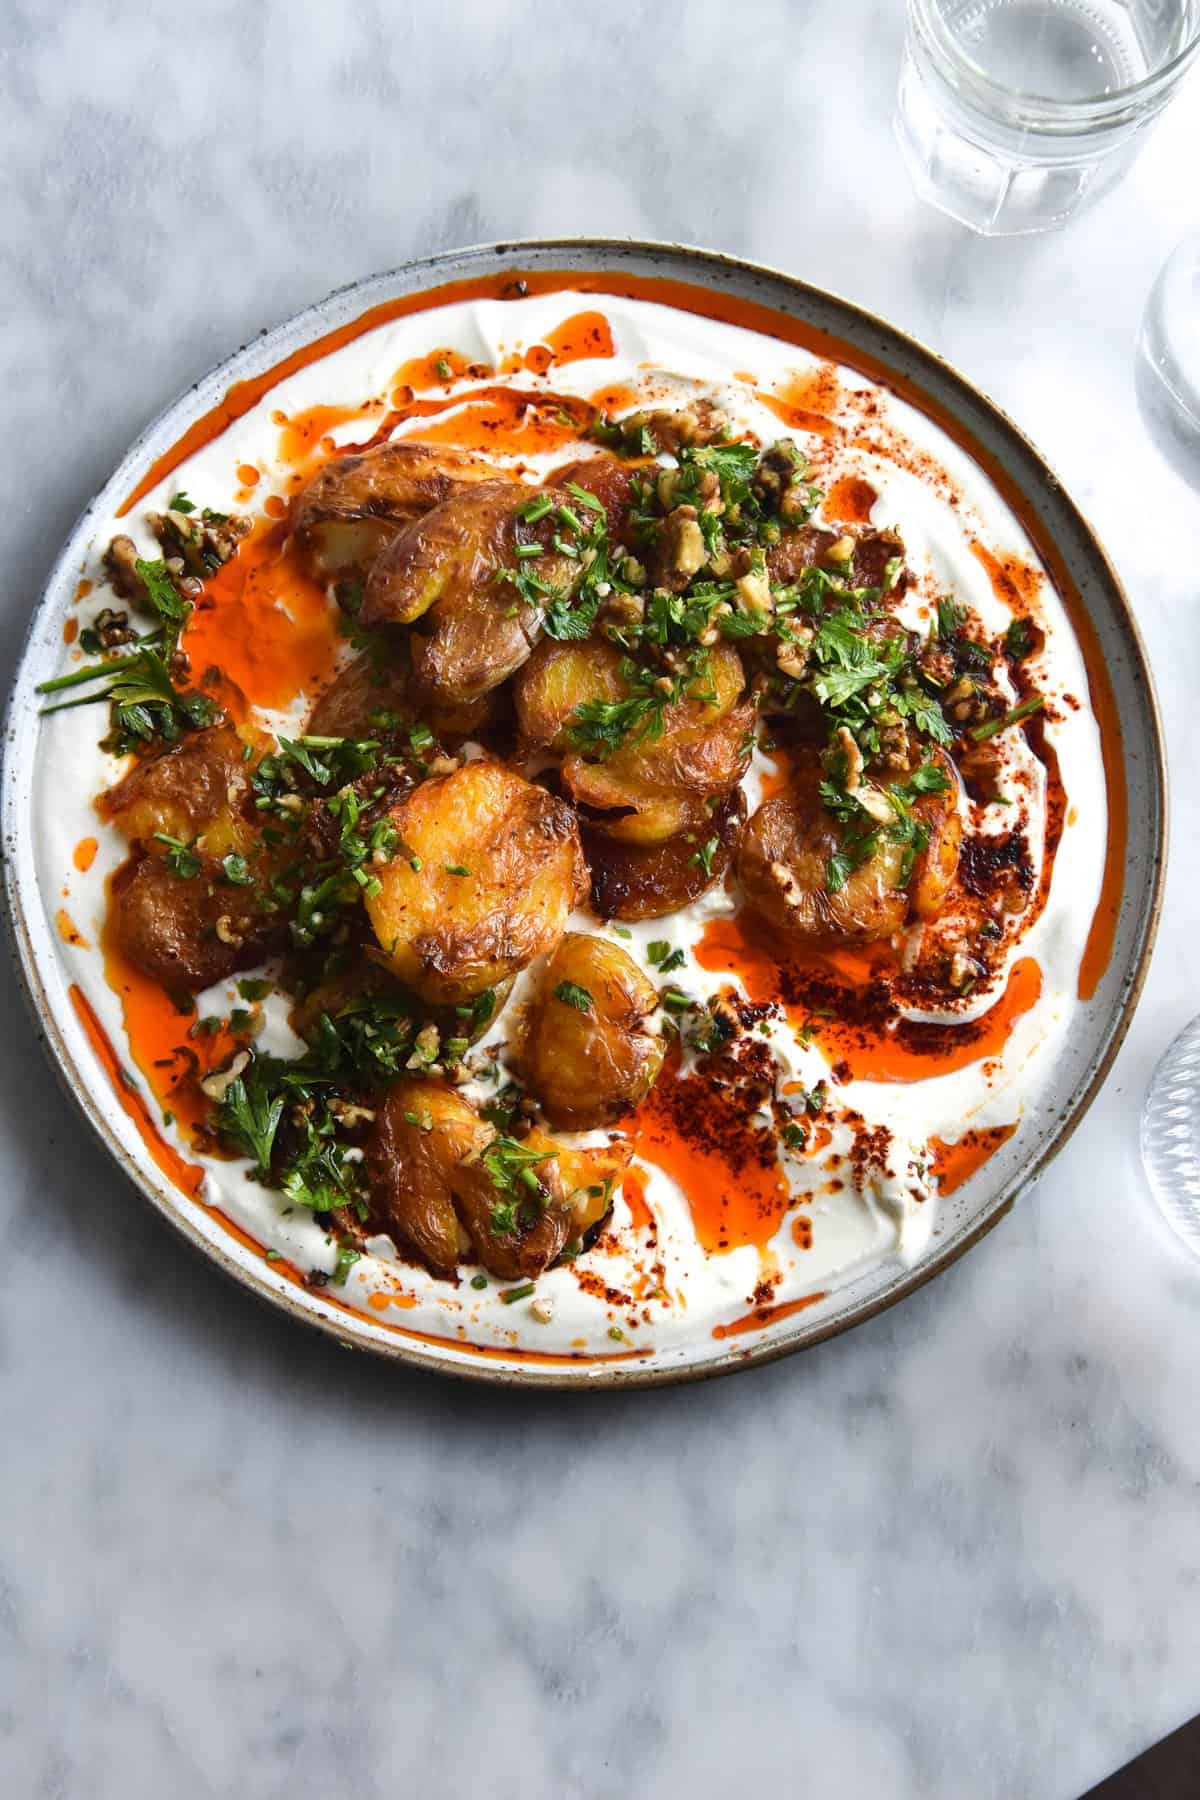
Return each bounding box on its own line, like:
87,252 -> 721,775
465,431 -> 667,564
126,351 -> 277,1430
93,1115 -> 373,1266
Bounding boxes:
554,980 -> 593,1013
153,832 -> 201,879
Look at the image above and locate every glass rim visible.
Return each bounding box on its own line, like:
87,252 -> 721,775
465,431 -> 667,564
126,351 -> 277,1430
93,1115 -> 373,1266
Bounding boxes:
908,0 -> 1200,121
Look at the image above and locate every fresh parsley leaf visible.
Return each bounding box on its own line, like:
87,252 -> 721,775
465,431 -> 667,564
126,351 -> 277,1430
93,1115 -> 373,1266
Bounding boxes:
1005,618 -> 1032,659
555,980 -> 593,1013
216,1063 -> 286,1174
153,832 -> 201,879
221,851 -> 254,886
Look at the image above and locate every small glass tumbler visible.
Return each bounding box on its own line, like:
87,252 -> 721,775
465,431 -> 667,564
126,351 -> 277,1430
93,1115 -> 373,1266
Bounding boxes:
1136,230 -> 1200,489
895,0 -> 1200,235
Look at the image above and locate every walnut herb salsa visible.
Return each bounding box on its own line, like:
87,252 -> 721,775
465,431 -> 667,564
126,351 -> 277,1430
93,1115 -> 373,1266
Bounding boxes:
52,390 -> 1049,1298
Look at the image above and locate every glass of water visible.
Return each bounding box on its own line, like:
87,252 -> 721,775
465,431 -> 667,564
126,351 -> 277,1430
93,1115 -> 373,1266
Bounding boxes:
895,0 -> 1200,234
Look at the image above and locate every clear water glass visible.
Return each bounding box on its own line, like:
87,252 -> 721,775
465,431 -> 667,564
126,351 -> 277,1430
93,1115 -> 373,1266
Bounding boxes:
1136,230 -> 1200,491
895,0 -> 1200,234
1142,1018 -> 1200,1256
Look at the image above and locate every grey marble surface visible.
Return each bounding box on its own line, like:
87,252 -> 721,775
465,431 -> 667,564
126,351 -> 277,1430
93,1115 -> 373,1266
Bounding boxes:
3,3 -> 1200,1796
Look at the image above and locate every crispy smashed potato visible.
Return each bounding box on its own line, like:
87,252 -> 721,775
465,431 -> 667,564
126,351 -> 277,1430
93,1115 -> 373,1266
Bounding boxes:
366,1079 -> 493,1276
543,455 -> 639,539
290,441 -> 506,585
514,639 -> 630,753
360,482 -> 580,704
517,639 -> 752,844
366,1081 -> 629,1278
517,933 -> 664,1128
110,854 -> 274,990
907,752 -> 964,919
739,788 -> 907,945
306,649 -> 492,745
737,755 -> 962,945
585,788 -> 746,921
100,724 -> 255,856
101,726 -> 280,987
364,761 -> 588,1004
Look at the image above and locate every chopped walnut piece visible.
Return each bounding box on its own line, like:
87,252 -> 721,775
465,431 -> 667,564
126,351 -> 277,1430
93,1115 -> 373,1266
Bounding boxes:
660,506 -> 708,582
102,535 -> 148,603
148,506 -> 251,578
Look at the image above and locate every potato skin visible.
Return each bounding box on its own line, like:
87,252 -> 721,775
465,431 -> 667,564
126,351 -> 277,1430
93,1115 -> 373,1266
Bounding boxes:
100,724 -> 254,852
585,788 -> 746,922
361,483 -> 580,705
453,1128 -> 630,1281
518,933 -> 664,1128
737,754 -> 962,946
306,648 -> 492,745
366,1079 -> 491,1277
290,441 -> 507,585
518,639 -> 752,845
365,1081 -> 629,1278
364,761 -> 588,1004
110,853 -> 274,990
907,751 -> 963,919
514,639 -> 629,754
543,455 -> 639,540
738,788 -> 906,946
767,522 -> 909,598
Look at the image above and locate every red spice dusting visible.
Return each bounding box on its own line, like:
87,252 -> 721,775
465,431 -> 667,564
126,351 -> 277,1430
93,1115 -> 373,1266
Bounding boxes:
630,1051 -> 791,1253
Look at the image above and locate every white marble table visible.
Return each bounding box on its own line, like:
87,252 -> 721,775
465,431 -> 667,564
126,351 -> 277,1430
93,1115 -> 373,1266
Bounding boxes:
3,4 -> 1198,1795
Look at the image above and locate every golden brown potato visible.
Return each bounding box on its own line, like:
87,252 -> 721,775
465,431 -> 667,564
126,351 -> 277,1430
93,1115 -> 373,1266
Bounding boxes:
738,785 -> 907,946
453,1127 -> 629,1281
365,1079 -> 493,1276
290,441 -> 507,585
362,483 -> 583,706
543,455 -> 639,540
364,761 -> 588,1004
110,853 -> 276,990
305,649 -> 492,744
567,654 -> 751,845
518,640 -> 752,844
737,753 -> 961,946
99,724 -> 255,855
517,933 -> 664,1128
365,1081 -> 629,1278
585,788 -> 746,922
514,639 -> 630,754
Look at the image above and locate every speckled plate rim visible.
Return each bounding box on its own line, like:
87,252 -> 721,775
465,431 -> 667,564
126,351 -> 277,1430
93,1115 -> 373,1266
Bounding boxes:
1,238 -> 1167,1389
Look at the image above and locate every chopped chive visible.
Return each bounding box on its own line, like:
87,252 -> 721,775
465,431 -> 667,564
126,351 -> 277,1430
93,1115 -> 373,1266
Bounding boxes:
500,1281 -> 536,1304
444,863 -> 471,877
515,542 -> 544,560
969,694 -> 1045,742
517,494 -> 554,523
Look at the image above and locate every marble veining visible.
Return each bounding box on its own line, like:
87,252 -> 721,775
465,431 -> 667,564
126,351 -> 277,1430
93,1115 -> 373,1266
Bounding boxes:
2,2 -> 1199,1795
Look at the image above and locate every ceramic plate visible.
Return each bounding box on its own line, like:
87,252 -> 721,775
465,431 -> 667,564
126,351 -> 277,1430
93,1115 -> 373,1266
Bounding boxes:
1,240 -> 1166,1386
